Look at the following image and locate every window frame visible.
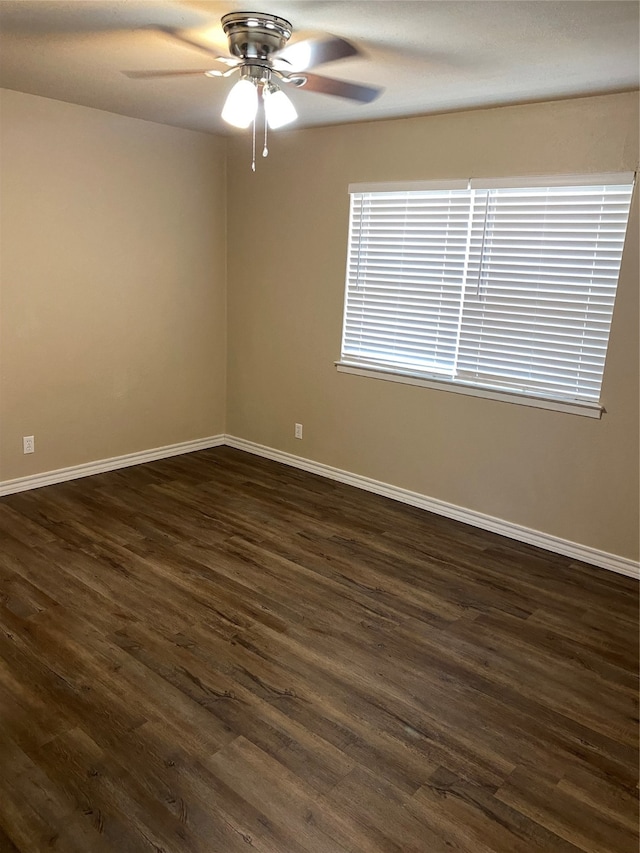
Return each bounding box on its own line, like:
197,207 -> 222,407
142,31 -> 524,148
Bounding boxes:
336,173 -> 636,418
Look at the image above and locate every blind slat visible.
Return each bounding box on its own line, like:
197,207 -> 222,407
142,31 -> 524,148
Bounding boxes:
342,176 -> 634,404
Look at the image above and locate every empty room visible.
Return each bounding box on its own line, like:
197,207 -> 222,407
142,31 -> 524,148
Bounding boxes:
0,1 -> 638,851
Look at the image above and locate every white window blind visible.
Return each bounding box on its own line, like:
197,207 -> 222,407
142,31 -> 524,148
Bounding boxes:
340,174 -> 634,409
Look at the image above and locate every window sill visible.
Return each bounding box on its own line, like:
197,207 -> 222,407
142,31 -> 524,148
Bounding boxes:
335,361 -> 604,419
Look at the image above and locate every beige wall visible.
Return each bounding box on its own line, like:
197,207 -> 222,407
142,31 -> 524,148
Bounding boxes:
1,89 -> 637,562
0,90 -> 227,480
226,93 -> 640,561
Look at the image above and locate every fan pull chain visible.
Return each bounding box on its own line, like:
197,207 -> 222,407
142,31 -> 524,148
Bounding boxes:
263,112 -> 269,158
251,116 -> 256,172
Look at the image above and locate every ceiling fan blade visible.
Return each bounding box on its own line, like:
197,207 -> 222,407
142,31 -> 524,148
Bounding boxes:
293,72 -> 382,104
123,69 -> 223,79
149,25 -> 238,66
274,35 -> 360,71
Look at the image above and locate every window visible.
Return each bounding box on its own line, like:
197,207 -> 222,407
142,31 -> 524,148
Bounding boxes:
338,174 -> 635,416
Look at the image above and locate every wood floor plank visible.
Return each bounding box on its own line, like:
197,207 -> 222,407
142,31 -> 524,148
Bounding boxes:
325,765 -> 457,853
0,731 -> 116,853
111,619 -> 355,794
556,764 -> 639,832
0,446 -> 637,852
32,725 -> 208,853
496,766 -> 638,853
206,735 -> 365,853
410,770 -> 586,853
0,825 -> 21,853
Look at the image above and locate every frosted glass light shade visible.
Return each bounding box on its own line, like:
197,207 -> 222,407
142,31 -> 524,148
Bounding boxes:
222,79 -> 258,128
263,87 -> 297,129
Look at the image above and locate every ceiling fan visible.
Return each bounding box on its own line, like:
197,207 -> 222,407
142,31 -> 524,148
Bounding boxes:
126,11 -> 382,166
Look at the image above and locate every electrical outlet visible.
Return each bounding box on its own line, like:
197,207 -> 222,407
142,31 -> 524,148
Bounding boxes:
23,435 -> 35,454
294,423 -> 303,439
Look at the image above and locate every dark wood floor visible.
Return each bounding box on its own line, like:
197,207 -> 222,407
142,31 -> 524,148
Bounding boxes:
0,447 -> 637,852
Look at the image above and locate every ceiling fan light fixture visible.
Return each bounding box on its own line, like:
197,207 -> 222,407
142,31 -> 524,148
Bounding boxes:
263,84 -> 297,129
221,77 -> 258,128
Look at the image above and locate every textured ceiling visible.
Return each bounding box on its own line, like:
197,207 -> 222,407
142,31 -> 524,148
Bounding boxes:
0,1 -> 638,135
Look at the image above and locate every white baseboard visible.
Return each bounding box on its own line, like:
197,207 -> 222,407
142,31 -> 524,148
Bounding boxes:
225,435 -> 640,581
1,432 -> 637,580
0,435 -> 225,497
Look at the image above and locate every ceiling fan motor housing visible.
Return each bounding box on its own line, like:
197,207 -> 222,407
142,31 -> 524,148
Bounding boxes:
221,12 -> 293,61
